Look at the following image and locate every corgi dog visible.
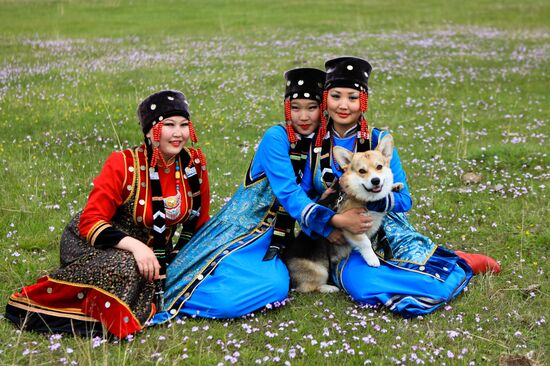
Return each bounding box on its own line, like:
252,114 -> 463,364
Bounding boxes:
284,135 -> 402,293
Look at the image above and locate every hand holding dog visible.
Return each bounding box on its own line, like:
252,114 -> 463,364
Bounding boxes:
331,208 -> 373,235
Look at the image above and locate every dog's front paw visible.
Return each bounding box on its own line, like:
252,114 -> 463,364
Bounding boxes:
319,284 -> 340,293
366,256 -> 381,267
392,183 -> 404,192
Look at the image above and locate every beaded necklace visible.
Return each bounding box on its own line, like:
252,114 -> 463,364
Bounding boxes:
164,158 -> 182,221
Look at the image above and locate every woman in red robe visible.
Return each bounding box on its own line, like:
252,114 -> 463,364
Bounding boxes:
6,90 -> 210,338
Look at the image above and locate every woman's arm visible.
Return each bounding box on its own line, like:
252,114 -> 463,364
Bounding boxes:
253,126 -> 334,237
78,151 -> 131,248
252,126 -> 339,237
78,151 -> 160,280
367,129 -> 413,213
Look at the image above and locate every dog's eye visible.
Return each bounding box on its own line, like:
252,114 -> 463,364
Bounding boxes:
376,165 -> 383,170
358,169 -> 367,174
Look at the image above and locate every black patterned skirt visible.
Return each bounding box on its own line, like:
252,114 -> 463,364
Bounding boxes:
5,216 -> 156,338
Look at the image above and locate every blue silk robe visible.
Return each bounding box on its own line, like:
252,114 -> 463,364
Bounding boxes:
151,125 -> 334,323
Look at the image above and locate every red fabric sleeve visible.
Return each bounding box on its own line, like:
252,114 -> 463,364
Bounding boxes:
78,152 -> 128,243
196,165 -> 210,230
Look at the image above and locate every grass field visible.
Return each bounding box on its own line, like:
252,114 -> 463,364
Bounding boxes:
0,0 -> 548,365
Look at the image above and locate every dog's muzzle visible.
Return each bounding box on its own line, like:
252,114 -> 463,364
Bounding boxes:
362,183 -> 383,193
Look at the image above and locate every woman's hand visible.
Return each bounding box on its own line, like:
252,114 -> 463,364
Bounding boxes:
330,208 -> 373,235
326,228 -> 346,245
116,236 -> 161,282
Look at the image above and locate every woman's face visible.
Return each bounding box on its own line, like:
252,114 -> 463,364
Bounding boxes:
147,115 -> 190,162
290,98 -> 320,135
326,87 -> 362,131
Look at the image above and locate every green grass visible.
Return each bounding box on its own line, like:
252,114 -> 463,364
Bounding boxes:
0,0 -> 548,365
0,0 -> 548,39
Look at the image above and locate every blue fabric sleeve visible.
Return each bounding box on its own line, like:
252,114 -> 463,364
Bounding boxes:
300,152 -> 319,199
371,129 -> 413,212
251,126 -> 335,237
366,193 -> 396,212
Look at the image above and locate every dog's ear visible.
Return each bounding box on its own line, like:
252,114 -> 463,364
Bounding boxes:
333,146 -> 353,170
376,134 -> 394,161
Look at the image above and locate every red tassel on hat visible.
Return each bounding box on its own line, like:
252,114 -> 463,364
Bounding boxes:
190,147 -> 207,168
286,123 -> 298,145
315,90 -> 329,148
187,121 -> 207,170
360,91 -> 368,113
197,148 -> 207,167
360,115 -> 369,141
150,121 -> 166,168
284,99 -> 298,145
284,98 -> 292,122
359,91 -> 369,141
188,120 -> 198,144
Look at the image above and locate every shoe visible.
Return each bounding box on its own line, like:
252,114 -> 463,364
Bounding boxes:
455,251 -> 501,275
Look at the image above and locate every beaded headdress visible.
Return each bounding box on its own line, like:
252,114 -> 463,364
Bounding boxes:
137,90 -> 202,167
283,68 -> 326,146
316,57 -> 373,147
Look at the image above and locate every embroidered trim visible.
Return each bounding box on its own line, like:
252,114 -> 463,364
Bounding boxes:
87,221 -> 111,246
120,149 -> 135,206
9,276 -> 148,336
164,200 -> 278,316
300,203 -> 316,228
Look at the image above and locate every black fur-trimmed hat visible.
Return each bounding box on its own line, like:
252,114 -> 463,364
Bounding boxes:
137,90 -> 190,135
324,57 -> 372,91
284,68 -> 326,102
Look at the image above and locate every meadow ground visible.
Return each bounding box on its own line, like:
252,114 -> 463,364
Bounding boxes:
0,0 -> 548,365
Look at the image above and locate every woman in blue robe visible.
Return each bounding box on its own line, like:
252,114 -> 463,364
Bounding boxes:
301,57 -> 499,317
151,68 -> 369,324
